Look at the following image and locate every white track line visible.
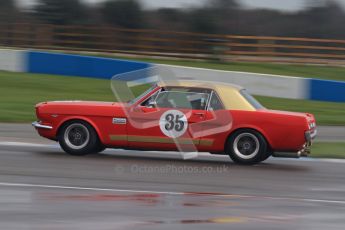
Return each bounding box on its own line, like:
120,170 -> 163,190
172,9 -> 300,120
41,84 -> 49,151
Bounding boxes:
0,141 -> 53,148
0,182 -> 345,205
0,182 -> 184,195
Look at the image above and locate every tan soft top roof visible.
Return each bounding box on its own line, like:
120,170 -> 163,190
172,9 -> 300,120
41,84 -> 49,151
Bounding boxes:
157,80 -> 243,91
157,80 -> 255,111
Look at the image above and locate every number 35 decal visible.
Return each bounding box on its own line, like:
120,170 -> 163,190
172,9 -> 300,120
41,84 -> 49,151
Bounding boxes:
159,110 -> 188,138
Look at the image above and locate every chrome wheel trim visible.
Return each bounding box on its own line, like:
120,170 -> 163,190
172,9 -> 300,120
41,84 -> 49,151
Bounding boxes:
64,123 -> 90,150
233,133 -> 260,160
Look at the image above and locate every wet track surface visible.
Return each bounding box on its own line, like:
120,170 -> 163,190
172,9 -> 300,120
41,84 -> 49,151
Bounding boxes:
0,124 -> 345,229
1,145 -> 345,229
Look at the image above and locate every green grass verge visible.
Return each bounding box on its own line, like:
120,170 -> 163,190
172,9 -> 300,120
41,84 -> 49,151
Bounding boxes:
256,96 -> 345,126
0,71 -> 114,122
85,53 -> 345,82
312,142 -> 345,158
0,71 -> 344,125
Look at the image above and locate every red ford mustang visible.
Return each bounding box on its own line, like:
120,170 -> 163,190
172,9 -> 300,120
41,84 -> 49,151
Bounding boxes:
33,80 -> 317,164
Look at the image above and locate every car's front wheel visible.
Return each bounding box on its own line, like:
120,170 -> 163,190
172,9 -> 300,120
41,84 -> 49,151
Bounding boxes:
58,121 -> 100,156
226,129 -> 268,165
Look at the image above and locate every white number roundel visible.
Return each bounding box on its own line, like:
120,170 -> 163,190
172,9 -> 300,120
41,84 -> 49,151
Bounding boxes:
159,110 -> 188,138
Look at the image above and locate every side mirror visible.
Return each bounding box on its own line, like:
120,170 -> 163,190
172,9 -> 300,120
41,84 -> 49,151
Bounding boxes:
147,101 -> 157,108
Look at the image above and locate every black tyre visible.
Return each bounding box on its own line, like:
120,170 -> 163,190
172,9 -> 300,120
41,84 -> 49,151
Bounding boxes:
94,145 -> 106,154
226,129 -> 268,165
259,149 -> 272,162
58,120 -> 100,156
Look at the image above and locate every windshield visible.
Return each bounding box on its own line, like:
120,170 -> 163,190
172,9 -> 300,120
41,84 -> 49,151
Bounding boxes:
128,85 -> 157,105
240,89 -> 265,110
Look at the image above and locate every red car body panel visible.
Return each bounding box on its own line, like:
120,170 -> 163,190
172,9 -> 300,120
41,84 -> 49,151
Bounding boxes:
34,82 -> 316,155
35,105 -> 315,154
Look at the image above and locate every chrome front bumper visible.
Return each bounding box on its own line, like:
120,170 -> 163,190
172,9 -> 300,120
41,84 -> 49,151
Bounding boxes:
32,121 -> 53,130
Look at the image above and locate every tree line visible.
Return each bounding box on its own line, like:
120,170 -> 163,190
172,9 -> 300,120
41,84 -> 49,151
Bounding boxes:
1,0 -> 345,39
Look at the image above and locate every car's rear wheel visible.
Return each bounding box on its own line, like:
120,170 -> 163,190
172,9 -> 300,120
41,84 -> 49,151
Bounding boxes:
226,129 -> 268,165
58,121 -> 100,156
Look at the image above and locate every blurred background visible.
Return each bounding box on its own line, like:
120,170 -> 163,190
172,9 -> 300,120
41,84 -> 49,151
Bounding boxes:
3,0 -> 345,37
0,0 -> 344,155
1,0 -> 345,63
0,2 -> 345,229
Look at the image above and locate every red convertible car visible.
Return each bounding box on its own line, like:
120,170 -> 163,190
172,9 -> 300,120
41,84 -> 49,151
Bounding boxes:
33,80 -> 317,164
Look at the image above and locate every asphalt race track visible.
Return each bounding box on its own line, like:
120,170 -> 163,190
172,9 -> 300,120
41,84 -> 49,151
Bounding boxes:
0,124 -> 345,230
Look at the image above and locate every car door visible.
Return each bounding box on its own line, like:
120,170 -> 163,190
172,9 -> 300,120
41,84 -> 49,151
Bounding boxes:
126,88 -> 210,151
193,90 -> 233,152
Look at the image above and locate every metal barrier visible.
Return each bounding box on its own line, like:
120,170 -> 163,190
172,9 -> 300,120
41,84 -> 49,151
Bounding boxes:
0,49 -> 344,102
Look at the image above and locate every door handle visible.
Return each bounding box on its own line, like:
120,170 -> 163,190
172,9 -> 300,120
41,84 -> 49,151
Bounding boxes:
193,112 -> 205,117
